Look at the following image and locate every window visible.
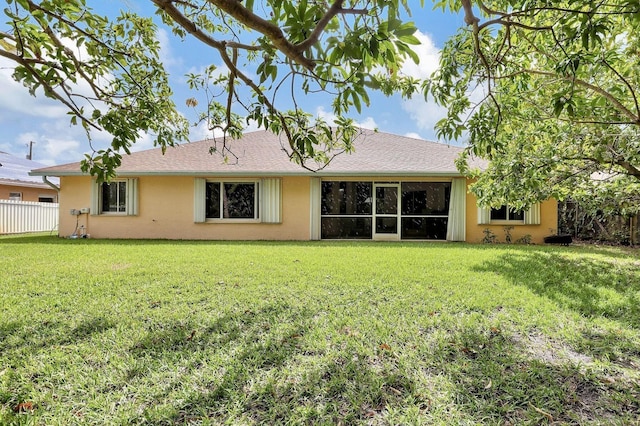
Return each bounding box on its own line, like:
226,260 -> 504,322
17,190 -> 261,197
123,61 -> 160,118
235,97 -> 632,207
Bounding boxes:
9,192 -> 22,201
490,205 -> 524,222
91,179 -> 138,216
102,181 -> 127,213
38,196 -> 56,203
400,182 -> 451,240
477,203 -> 540,225
321,181 -> 372,216
321,181 -> 372,239
205,181 -> 259,220
195,178 -> 281,224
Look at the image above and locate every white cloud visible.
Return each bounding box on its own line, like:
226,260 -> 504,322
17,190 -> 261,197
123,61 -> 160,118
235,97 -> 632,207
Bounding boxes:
391,30 -> 453,143
157,28 -> 183,69
357,116 -> 378,130
399,30 -> 441,79
394,30 -> 475,145
40,138 -> 83,165
243,120 -> 265,133
189,118 -> 266,142
400,96 -> 448,141
128,132 -> 156,153
7,130 -> 83,166
0,37 -> 175,166
190,121 -> 215,141
468,82 -> 489,105
0,35 -> 114,122
0,57 -> 69,120
404,132 -> 424,140
315,106 -> 378,130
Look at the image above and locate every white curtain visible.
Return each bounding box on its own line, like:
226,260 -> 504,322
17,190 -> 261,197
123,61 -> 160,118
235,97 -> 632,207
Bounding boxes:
193,178 -> 206,223
446,178 -> 467,241
477,207 -> 491,225
126,178 -> 138,216
261,178 -> 282,223
309,177 -> 321,240
90,179 -> 100,216
525,203 -> 541,225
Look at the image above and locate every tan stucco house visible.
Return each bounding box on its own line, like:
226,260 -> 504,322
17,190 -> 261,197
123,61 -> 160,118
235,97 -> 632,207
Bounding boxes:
29,130 -> 557,243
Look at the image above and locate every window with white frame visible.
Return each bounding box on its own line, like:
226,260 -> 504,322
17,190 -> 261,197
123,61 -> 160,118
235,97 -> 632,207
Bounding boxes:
102,181 -> 127,213
194,178 -> 282,224
9,192 -> 22,201
490,205 -> 524,222
91,179 -> 138,216
478,203 -> 541,225
205,181 -> 259,219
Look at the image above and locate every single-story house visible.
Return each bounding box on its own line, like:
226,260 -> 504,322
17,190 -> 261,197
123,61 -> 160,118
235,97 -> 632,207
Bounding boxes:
1,151 -> 59,202
29,130 -> 557,242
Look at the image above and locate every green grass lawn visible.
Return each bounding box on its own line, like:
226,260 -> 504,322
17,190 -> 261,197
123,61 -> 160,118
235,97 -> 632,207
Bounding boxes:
1,235 -> 639,425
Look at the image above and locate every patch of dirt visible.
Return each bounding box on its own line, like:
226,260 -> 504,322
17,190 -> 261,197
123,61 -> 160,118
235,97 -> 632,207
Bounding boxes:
516,331 -> 594,367
110,263 -> 131,271
512,331 -> 640,424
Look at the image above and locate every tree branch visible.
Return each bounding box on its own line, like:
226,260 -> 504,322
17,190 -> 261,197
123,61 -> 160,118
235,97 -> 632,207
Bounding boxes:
214,46 -> 307,166
0,49 -> 100,131
24,0 -> 131,57
526,69 -> 640,124
296,1 -> 367,50
224,47 -> 237,133
460,0 -> 480,25
152,0 -> 225,50
478,16 -> 553,32
600,57 -> 640,120
581,155 -> 640,179
205,0 -> 316,70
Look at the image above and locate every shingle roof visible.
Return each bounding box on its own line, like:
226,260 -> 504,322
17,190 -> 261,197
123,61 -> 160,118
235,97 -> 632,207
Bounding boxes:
0,151 -> 59,187
30,129 -> 484,177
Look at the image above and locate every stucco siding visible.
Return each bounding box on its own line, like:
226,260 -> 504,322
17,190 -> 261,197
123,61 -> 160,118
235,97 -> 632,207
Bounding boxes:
464,180 -> 558,244
58,175 -> 311,240
0,184 -> 57,202
58,175 -> 558,243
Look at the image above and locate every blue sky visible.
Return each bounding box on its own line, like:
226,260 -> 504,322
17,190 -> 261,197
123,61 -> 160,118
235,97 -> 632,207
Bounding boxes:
0,2 -> 466,167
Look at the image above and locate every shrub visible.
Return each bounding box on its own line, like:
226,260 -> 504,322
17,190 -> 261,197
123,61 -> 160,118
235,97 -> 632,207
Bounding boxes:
482,228 -> 497,244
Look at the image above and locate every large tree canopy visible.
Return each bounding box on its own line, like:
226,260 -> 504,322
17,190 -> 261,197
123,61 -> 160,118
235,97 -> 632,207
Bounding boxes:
431,0 -> 640,214
1,0 -> 423,180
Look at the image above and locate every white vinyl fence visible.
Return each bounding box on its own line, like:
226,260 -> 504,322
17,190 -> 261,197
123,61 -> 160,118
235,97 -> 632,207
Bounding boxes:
0,200 -> 59,234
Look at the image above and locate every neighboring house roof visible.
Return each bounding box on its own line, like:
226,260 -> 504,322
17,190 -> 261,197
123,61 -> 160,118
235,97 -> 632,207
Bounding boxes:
0,151 -> 59,188
30,129 -> 484,177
